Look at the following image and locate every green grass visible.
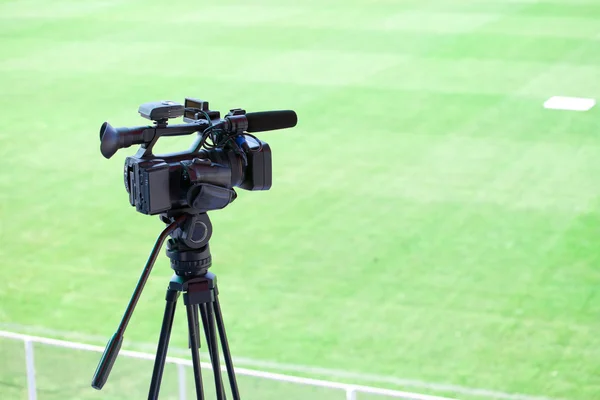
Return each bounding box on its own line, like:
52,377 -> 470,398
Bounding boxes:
1,0 -> 600,399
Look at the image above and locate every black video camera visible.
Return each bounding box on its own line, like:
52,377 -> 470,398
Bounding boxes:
99,98 -> 297,215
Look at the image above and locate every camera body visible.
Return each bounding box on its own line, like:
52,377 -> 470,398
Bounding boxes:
99,97 -> 296,216
124,137 -> 271,215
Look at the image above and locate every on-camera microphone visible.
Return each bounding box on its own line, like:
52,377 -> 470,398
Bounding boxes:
246,110 -> 297,132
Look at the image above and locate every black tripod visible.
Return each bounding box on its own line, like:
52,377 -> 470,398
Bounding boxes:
92,212 -> 240,400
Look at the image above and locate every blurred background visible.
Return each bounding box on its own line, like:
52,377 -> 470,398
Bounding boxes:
1,0 -> 599,399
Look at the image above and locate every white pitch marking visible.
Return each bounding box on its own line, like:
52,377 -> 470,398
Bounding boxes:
543,96 -> 596,111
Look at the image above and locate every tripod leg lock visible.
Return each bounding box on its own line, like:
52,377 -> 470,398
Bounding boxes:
165,289 -> 180,302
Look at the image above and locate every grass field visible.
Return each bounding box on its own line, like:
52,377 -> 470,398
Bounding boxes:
1,0 -> 600,399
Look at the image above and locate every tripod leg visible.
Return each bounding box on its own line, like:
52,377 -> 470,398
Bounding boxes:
188,305 -> 201,350
148,289 -> 180,400
194,305 -> 201,348
213,295 -> 240,400
186,303 -> 205,400
199,304 -> 216,365
200,303 -> 225,400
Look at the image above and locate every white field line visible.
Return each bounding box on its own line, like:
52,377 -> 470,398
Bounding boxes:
543,96 -> 596,111
0,323 -> 565,400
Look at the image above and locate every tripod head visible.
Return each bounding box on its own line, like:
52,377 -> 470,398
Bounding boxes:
162,212 -> 213,277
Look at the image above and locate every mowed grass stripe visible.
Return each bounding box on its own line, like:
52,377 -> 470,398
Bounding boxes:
0,0 -> 125,19
3,0 -> 599,38
364,139 -> 600,212
481,14 -> 600,39
515,35 -> 600,98
5,26 -> 600,68
516,1 -> 600,18
3,45 -> 594,100
427,34 -> 600,64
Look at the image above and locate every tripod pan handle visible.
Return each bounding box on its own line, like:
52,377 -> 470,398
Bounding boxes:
91,333 -> 123,389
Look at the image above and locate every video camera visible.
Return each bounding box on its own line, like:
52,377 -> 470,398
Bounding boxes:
92,98 -> 297,398
99,98 -> 297,215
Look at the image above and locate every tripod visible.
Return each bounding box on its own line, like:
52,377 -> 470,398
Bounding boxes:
92,212 -> 240,400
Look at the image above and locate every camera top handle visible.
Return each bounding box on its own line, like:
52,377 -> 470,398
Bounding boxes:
100,106 -> 297,160
99,120 -> 210,159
